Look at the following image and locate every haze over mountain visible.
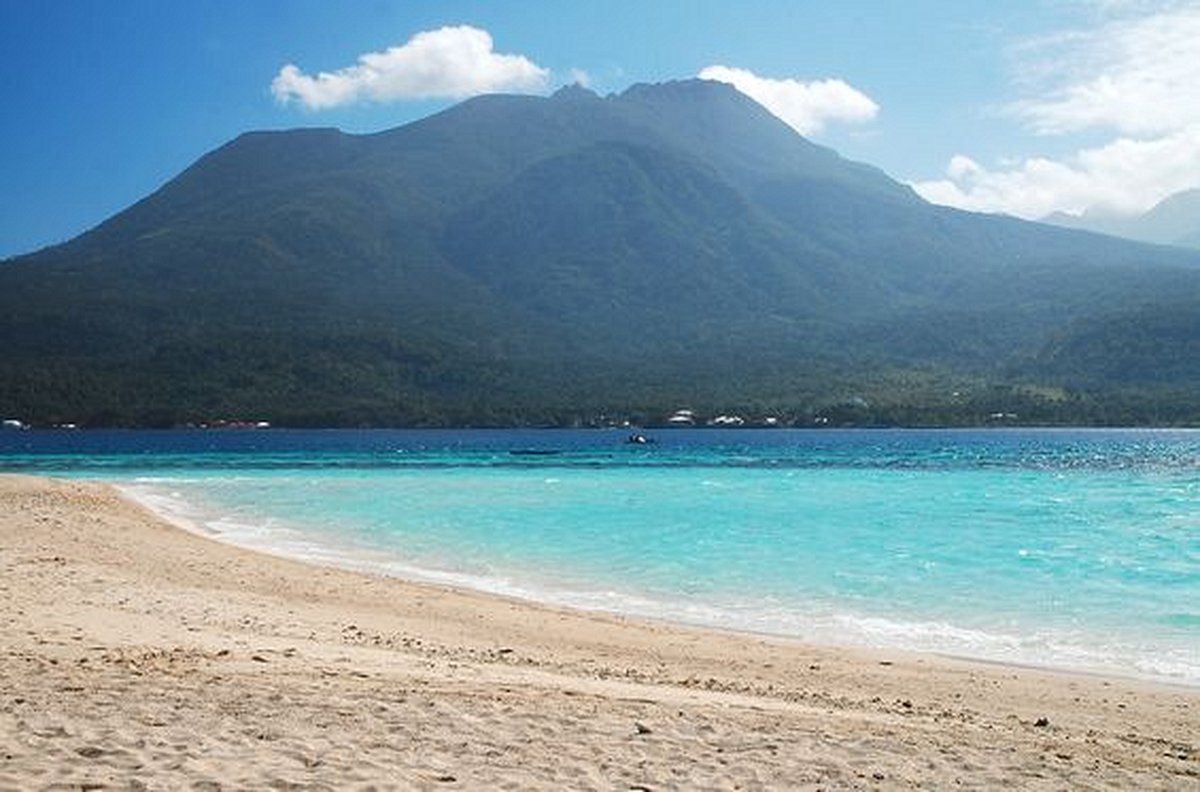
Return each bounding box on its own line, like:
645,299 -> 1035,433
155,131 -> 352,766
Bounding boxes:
4,79 -> 1200,427
1043,189 -> 1200,250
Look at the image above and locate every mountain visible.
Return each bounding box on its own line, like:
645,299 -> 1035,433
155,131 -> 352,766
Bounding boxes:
1044,188 -> 1200,249
4,79 -> 1200,427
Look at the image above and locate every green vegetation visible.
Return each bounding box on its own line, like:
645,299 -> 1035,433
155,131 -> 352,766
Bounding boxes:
4,80 -> 1200,427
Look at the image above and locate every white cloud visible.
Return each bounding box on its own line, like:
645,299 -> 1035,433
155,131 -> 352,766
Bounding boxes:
567,68 -> 592,89
1008,4 -> 1200,135
912,124 -> 1200,218
272,26 -> 550,110
916,2 -> 1200,218
697,65 -> 878,136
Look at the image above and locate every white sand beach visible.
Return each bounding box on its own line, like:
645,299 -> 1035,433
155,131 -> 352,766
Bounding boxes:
1,474 -> 1196,789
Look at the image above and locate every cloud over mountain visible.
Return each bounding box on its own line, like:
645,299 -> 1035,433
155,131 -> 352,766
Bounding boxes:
914,2 -> 1200,219
271,26 -> 549,109
697,65 -> 878,136
914,125 -> 1200,218
1007,4 -> 1200,136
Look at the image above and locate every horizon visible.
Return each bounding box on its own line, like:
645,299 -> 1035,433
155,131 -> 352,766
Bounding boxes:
3,1 -> 1200,259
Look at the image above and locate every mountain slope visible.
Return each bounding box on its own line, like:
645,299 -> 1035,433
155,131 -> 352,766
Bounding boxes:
4,79 -> 1200,426
1043,188 -> 1200,250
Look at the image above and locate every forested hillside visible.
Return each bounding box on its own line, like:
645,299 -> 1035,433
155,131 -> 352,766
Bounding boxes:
4,80 -> 1200,427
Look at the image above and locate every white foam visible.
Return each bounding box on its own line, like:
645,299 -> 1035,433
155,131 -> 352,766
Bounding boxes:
118,480 -> 1200,688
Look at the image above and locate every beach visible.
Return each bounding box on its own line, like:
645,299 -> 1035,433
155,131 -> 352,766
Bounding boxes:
1,474 -> 1196,789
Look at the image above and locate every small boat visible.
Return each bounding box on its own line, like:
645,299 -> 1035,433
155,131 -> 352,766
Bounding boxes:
626,433 -> 654,445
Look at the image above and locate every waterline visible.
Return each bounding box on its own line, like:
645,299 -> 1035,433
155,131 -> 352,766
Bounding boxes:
70,430 -> 1195,688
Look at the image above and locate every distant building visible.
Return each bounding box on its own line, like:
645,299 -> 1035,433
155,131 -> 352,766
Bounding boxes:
667,409 -> 695,426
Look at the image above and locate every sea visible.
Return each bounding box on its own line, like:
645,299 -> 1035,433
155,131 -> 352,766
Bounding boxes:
2,427 -> 1197,686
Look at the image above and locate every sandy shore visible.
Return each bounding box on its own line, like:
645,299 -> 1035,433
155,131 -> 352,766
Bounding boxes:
0,475 -> 1195,789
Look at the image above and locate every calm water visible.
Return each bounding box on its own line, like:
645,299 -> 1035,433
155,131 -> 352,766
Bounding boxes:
3,428 -> 1198,684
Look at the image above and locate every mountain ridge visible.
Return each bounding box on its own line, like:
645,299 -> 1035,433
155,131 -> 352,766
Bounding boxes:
1043,188 -> 1200,250
4,78 -> 1200,426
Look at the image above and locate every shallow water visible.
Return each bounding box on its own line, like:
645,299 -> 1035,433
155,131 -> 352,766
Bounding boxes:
3,427 -> 1198,684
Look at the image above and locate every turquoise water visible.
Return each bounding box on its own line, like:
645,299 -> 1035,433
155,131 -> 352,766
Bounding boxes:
3,428 -> 1198,684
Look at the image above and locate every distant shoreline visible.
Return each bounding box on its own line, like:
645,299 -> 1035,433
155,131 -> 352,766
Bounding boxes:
7,421 -> 1200,431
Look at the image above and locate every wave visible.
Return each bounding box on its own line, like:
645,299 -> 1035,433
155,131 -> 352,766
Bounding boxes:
119,478 -> 1200,687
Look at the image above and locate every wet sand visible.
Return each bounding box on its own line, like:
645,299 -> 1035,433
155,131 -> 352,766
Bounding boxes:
1,474 -> 1195,789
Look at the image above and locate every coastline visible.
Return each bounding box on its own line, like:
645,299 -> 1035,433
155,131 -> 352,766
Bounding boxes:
115,473 -> 1199,689
2,474 -> 1196,788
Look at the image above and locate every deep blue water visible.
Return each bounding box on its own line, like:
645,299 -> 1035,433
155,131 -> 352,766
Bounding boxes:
3,427 -> 1198,684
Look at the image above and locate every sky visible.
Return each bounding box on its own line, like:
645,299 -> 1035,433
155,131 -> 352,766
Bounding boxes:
3,0 -> 1199,259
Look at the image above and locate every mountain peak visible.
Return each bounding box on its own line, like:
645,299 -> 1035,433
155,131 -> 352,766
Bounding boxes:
1042,187 -> 1200,249
551,83 -> 599,102
619,78 -> 741,104
7,75 -> 1200,426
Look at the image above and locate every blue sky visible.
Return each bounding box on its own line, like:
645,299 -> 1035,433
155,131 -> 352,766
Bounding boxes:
3,0 -> 1199,258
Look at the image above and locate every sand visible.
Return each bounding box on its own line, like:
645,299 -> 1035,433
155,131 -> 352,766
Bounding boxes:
0,474 -> 1196,790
